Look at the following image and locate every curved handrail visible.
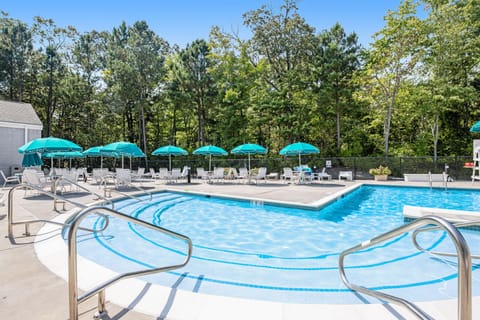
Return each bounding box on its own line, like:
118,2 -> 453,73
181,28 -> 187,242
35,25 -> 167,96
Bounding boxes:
68,206 -> 192,320
412,221 -> 480,260
7,183 -> 109,239
339,215 -> 472,320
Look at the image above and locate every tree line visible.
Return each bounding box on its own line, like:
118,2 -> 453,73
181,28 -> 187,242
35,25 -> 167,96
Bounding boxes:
0,0 -> 479,158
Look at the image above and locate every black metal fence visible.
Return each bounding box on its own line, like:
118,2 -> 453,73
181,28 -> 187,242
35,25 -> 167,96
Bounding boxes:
116,155 -> 474,181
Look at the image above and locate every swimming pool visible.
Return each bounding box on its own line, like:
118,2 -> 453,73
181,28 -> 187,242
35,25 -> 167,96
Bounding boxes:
73,185 -> 480,304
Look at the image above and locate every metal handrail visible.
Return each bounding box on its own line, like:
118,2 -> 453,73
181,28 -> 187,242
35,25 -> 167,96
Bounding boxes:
68,206 -> 192,320
7,183 -> 110,239
427,171 -> 448,190
339,215 -> 472,320
412,221 -> 480,260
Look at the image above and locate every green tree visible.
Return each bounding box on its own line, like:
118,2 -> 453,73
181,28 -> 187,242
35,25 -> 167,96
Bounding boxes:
315,23 -> 361,152
364,0 -> 427,157
420,0 -> 480,155
243,0 -> 317,146
208,26 -> 255,149
105,21 -> 169,153
0,13 -> 34,101
178,39 -> 215,146
71,30 -> 107,146
33,17 -> 77,137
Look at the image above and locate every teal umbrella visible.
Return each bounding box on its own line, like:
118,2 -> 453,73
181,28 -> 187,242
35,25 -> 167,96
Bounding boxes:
152,145 -> 188,171
18,137 -> 82,154
83,146 -> 120,169
193,145 -> 228,171
279,142 -> 319,166
22,153 -> 43,167
43,151 -> 86,169
231,143 -> 267,172
101,142 -> 146,169
470,121 -> 480,132
43,151 -> 86,159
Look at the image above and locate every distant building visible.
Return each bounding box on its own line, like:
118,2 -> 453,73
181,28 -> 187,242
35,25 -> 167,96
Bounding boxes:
0,100 -> 43,182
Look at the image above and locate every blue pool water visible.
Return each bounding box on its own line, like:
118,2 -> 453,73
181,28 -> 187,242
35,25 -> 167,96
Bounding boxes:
74,186 -> 480,304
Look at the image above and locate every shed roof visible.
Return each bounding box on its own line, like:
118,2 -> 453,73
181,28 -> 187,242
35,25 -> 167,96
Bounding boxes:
0,100 -> 43,126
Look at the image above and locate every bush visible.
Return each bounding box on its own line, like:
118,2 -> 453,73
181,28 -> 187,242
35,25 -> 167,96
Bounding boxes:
369,165 -> 392,176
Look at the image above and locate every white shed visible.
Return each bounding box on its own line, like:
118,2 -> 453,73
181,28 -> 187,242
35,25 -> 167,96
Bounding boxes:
0,100 -> 43,182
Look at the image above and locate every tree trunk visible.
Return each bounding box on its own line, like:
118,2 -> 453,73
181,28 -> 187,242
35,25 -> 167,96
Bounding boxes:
335,89 -> 341,150
432,114 -> 439,163
384,75 -> 400,158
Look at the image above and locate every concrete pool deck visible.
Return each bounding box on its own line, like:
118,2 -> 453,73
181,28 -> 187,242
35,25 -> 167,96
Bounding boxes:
0,178 -> 479,319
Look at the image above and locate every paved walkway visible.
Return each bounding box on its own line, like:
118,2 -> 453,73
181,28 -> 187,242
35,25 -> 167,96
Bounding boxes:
0,178 -> 478,319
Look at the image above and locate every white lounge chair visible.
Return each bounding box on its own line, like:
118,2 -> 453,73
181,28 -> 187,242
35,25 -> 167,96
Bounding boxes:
237,168 -> 248,183
21,169 -> 51,195
316,167 -> 332,181
196,168 -> 210,183
132,167 -> 145,181
167,168 -> 181,183
211,167 -> 225,183
180,166 -> 190,180
1,169 -> 21,187
57,170 -> 78,194
281,167 -> 295,183
251,167 -> 267,184
115,169 -> 132,188
150,168 -> 160,183
92,168 -> 109,185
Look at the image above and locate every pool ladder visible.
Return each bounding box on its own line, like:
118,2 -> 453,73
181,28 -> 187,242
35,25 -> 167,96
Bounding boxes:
338,215 -> 472,320
67,206 -> 193,320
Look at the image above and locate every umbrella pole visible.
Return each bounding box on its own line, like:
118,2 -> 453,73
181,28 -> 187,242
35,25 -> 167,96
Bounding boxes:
122,156 -> 124,169
299,153 -> 301,167
209,155 -> 212,172
248,153 -> 251,183
169,154 -> 172,171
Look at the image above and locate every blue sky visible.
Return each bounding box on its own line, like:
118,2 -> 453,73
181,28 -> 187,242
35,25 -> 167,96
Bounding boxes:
2,0 -> 407,48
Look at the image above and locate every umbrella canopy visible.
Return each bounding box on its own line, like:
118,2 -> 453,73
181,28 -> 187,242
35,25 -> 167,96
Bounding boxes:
18,137 -> 82,154
470,121 -> 480,133
101,142 -> 146,168
43,151 -> 86,169
22,153 -> 43,167
83,146 -> 120,169
279,142 -> 319,166
101,142 -> 145,157
193,145 -> 228,171
231,143 -> 267,172
43,151 -> 86,159
83,146 -> 119,157
152,145 -> 188,171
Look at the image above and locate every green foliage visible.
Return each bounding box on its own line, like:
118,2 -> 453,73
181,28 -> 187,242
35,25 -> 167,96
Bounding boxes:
0,0 -> 478,160
369,165 -> 392,176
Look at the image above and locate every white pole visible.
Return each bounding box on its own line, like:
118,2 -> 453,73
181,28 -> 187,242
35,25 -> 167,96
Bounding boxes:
169,154 -> 172,171
209,154 -> 212,172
